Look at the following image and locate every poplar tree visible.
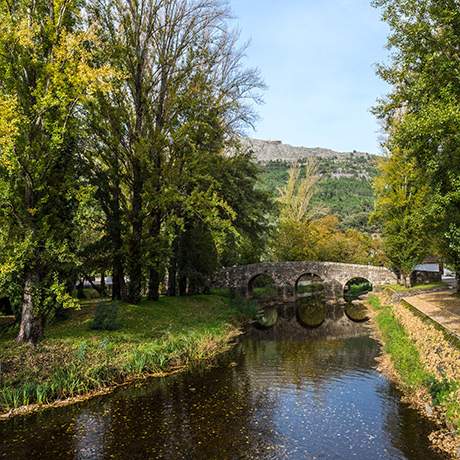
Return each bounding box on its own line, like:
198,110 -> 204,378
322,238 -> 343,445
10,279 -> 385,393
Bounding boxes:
0,0 -> 112,343
372,150 -> 430,286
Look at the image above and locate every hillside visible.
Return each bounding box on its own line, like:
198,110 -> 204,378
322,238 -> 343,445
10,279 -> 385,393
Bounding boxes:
242,139 -> 379,232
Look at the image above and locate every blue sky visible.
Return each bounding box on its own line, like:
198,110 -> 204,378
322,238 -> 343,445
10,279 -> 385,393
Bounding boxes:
229,0 -> 390,154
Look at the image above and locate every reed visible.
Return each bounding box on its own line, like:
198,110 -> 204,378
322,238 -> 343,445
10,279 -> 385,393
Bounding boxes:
0,293 -> 249,414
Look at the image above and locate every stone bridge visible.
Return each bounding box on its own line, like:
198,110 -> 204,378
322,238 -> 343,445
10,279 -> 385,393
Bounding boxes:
213,261 -> 397,300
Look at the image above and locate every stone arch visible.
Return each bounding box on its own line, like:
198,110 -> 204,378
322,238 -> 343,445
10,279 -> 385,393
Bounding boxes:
247,272 -> 277,298
294,272 -> 325,296
343,277 -> 373,301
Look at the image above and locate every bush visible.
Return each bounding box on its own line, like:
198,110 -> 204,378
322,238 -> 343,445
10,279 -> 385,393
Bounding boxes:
91,301 -> 120,331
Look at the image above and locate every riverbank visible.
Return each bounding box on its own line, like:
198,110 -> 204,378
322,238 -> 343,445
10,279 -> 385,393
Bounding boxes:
0,294 -> 254,419
368,293 -> 460,458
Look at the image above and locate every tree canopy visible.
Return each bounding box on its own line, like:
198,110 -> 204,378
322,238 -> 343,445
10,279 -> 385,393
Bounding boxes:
0,0 -> 268,343
373,0 -> 460,285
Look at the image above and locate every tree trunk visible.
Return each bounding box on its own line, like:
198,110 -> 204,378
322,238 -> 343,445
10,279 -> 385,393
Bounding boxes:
188,275 -> 199,295
178,274 -> 187,296
148,268 -> 160,301
167,257 -> 177,297
147,211 -> 162,301
17,271 -> 43,344
112,240 -> 125,301
76,279 -> 85,299
127,158 -> 143,304
403,274 -> 410,288
100,271 -> 107,297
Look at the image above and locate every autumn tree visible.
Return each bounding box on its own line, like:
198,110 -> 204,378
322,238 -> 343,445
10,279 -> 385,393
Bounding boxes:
0,0 -> 112,343
272,161 -> 385,265
271,160 -> 323,261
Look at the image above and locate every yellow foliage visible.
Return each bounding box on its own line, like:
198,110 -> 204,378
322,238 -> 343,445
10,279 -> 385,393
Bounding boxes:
277,159 -> 321,224
0,95 -> 21,171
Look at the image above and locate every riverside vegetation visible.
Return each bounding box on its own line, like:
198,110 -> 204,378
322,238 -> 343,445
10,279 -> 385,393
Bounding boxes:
0,292 -> 256,416
368,294 -> 460,456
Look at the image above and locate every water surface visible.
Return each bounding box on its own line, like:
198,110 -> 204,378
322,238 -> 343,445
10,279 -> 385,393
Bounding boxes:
0,301 -> 445,459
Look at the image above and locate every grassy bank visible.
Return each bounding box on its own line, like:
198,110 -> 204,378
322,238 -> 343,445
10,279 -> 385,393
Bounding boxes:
368,295 -> 430,387
385,282 -> 448,293
0,294 -> 254,417
368,294 -> 460,455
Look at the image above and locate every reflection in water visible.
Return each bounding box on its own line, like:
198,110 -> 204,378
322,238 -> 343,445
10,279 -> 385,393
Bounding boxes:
256,305 -> 279,328
296,297 -> 326,328
345,302 -> 370,323
0,298 -> 446,460
74,411 -> 109,460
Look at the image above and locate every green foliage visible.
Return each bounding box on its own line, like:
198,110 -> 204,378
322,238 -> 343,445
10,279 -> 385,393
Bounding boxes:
426,377 -> 459,407
228,296 -> 259,319
344,281 -> 372,301
0,0 -> 269,341
249,274 -> 278,299
217,152 -> 273,266
368,295 -> 431,388
373,0 -> 460,283
0,0 -> 113,342
386,282 -> 447,293
372,150 -> 431,281
369,294 -> 460,430
259,158 -> 378,232
91,301 -> 120,331
268,161 -> 386,265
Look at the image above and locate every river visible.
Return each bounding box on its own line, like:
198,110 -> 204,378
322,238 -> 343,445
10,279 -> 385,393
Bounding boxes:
0,298 -> 446,459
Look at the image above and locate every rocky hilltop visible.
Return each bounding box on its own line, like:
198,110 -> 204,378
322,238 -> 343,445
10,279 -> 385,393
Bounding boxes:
241,138 -> 374,164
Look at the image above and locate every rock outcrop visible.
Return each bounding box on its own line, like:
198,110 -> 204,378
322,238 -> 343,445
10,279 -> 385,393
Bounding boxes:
240,138 -> 374,164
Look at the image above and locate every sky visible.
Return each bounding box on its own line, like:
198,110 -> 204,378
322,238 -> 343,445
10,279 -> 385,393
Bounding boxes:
229,0 -> 390,154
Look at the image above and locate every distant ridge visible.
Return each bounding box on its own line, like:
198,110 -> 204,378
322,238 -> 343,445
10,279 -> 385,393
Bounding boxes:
240,138 -> 375,164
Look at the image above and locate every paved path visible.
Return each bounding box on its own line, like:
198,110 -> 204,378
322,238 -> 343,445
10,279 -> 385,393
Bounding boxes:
402,289 -> 460,339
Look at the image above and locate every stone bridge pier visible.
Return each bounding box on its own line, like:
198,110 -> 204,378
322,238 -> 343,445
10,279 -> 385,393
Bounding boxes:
213,261 -> 397,301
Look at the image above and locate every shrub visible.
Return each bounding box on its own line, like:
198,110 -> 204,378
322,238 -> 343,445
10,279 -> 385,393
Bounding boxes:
91,301 -> 120,331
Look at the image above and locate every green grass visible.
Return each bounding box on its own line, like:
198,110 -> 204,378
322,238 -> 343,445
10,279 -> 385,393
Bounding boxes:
386,282 -> 447,293
251,286 -> 278,299
368,295 -> 460,430
344,282 -> 372,301
368,295 -> 430,388
0,294 -> 250,414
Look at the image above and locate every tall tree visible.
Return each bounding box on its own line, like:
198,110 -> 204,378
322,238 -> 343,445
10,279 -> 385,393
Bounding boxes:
373,0 -> 460,285
0,0 -> 112,343
271,160 -> 323,262
372,150 -> 430,286
89,0 -> 264,302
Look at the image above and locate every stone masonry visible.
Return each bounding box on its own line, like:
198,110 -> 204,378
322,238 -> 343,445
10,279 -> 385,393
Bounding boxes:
213,261 -> 397,300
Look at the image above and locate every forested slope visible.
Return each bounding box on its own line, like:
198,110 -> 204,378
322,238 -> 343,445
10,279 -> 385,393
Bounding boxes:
249,140 -> 379,232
